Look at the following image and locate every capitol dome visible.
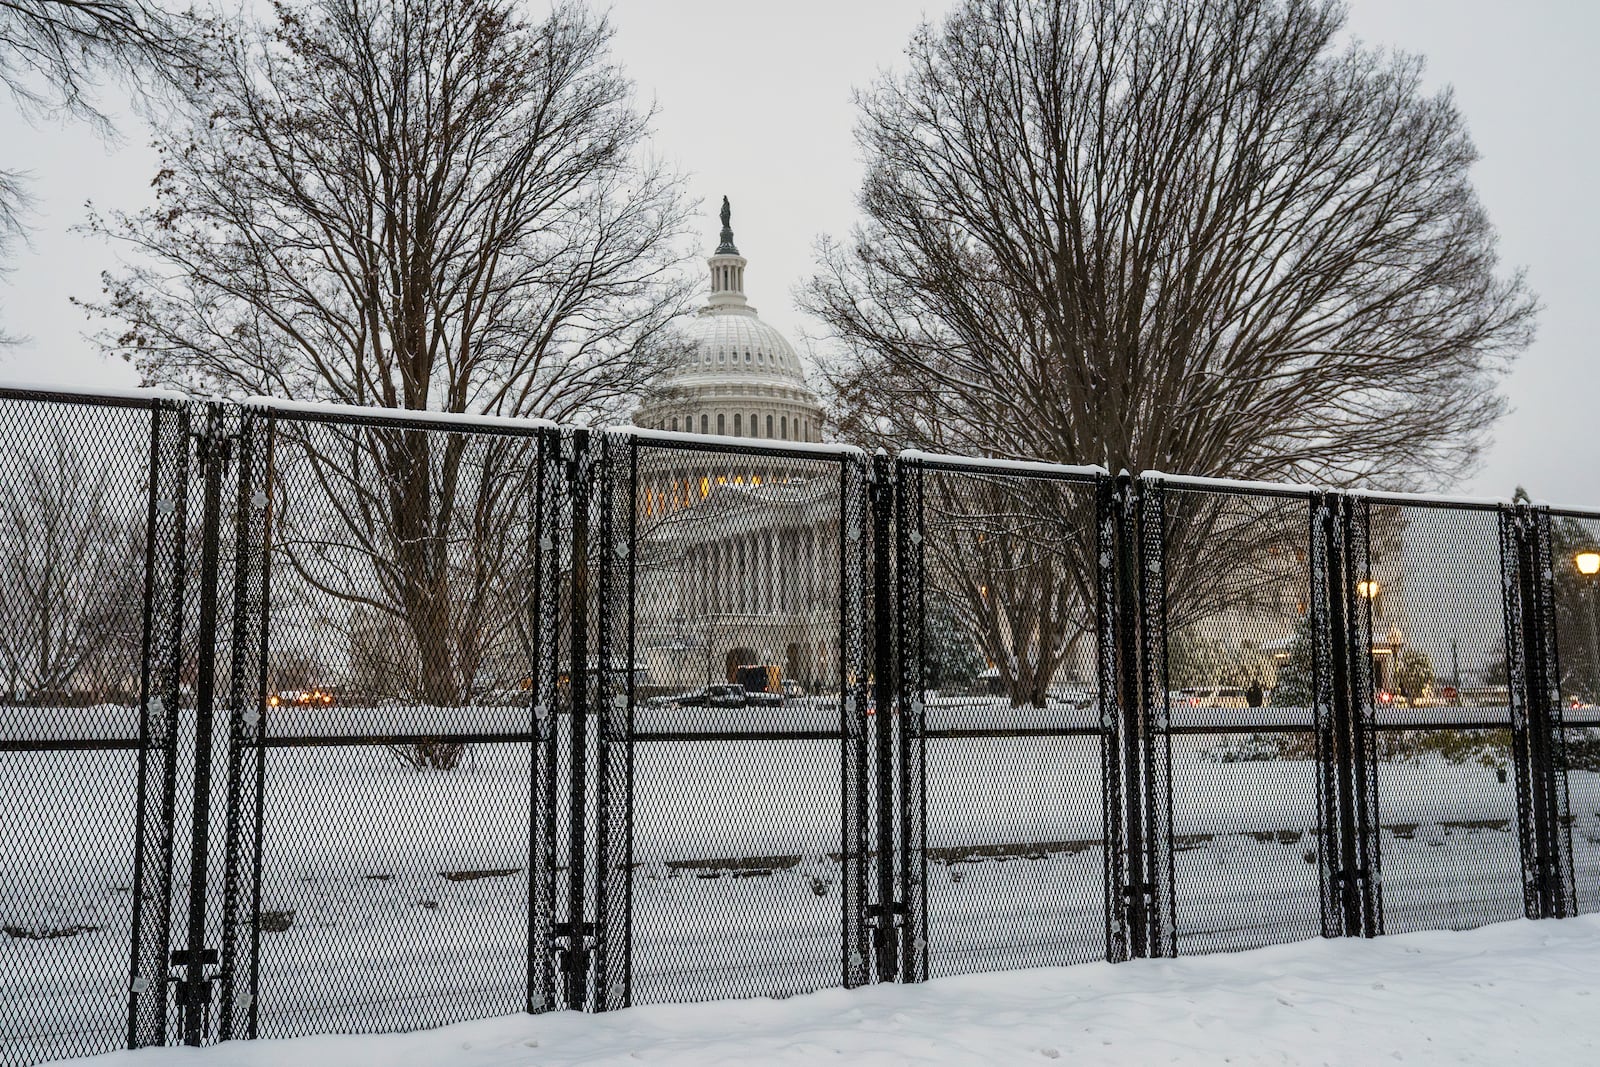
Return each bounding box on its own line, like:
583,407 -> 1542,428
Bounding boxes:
633,198 -> 824,443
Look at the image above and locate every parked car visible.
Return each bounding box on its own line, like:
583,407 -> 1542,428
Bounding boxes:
1047,684 -> 1097,710
1174,686 -> 1248,708
671,684 -> 782,709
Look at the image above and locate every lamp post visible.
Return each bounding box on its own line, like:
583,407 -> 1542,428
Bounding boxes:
1357,580 -> 1382,691
1575,551 -> 1600,703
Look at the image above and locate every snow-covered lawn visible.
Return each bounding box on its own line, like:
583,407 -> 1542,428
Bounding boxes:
48,916 -> 1600,1066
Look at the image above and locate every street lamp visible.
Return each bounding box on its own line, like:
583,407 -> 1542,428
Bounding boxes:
1575,551 -> 1600,703
1357,579 -> 1381,599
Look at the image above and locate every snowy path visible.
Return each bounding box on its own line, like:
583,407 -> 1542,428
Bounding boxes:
49,916 -> 1600,1066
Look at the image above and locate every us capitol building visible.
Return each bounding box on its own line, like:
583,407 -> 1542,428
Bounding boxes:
629,199 -> 842,694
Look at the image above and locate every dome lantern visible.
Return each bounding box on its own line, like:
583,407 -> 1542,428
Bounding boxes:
707,195 -> 749,309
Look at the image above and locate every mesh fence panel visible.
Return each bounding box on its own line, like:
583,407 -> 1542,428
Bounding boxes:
242,412 -> 548,1038
1155,486 -> 1332,954
0,393 -> 184,1066
1358,502 -> 1525,934
902,459 -> 1107,977
617,434 -> 868,1005
1542,510 -> 1600,914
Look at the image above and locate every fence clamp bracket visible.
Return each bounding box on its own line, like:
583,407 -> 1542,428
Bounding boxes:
551,920 -> 596,974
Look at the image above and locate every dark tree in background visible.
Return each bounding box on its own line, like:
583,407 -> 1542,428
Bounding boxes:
83,0 -> 692,767
808,0 -> 1534,484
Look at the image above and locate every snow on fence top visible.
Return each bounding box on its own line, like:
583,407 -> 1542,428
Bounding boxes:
248,395 -> 557,434
0,380 -> 187,406
613,423 -> 867,459
1140,470 -> 1319,497
898,449 -> 1107,479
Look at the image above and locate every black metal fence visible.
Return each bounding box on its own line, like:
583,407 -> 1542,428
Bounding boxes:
2,386 -> 1595,1064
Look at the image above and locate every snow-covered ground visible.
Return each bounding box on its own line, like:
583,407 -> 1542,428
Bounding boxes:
43,916 -> 1600,1066
8,719 -> 1600,1063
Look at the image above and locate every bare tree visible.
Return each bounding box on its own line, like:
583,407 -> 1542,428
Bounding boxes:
807,0 -> 1534,486
82,0 -> 692,766
807,0 -> 1534,702
0,439 -> 146,702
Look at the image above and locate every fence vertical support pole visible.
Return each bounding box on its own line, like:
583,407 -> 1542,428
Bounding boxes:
217,407 -> 272,1041
1136,479 -> 1174,957
1342,496 -> 1384,936
1514,507 -> 1549,917
1095,476 -> 1128,962
1527,507 -> 1577,918
1114,472 -> 1147,958
564,428 -> 592,1009
174,404 -> 232,1046
128,400 -> 191,1050
867,451 -> 899,981
1323,495 -> 1362,937
893,455 -> 927,982
1502,505 -> 1545,921
1514,504 -> 1575,919
591,431 -> 630,1011
1309,494 -> 1340,938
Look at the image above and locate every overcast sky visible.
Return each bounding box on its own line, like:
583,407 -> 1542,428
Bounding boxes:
1,0 -> 1595,503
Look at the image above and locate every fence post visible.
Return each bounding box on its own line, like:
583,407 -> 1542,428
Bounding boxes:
1511,505 -> 1577,919
1094,476 -> 1129,962
1309,494 -> 1342,938
1112,473 -> 1149,957
1322,494 -> 1365,937
841,451 -> 874,990
591,431 -> 632,1010
1135,478 -> 1174,957
892,454 -> 928,982
127,399 -> 191,1050
1526,506 -> 1577,918
1502,505 -> 1547,920
1339,495 -> 1384,935
866,451 -> 901,981
171,403 -> 235,1046
558,427 -> 595,1009
216,407 -> 273,1041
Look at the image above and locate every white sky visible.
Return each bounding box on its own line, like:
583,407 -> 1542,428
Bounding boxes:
1,0 -> 1595,503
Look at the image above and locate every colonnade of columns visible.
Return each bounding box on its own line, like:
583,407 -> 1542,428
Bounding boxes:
677,519 -> 836,617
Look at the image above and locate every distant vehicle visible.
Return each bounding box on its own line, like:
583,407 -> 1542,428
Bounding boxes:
1047,684 -> 1096,709
266,687 -> 335,709
782,678 -> 806,699
1175,686 -> 1248,709
673,684 -> 756,709
736,662 -> 787,703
